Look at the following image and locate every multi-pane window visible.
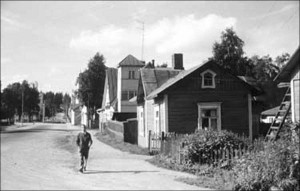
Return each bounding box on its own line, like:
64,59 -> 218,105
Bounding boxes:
198,102 -> 221,131
203,73 -> 213,86
201,109 -> 218,130
121,90 -> 137,100
201,70 -> 216,88
128,71 -> 135,79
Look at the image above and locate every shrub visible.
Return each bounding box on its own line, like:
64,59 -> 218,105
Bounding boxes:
232,121 -> 300,191
183,129 -> 251,164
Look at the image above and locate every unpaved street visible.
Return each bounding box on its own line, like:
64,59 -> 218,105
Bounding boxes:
1,123 -> 210,190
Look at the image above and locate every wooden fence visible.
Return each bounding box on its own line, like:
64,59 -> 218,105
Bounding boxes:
149,130 -> 265,166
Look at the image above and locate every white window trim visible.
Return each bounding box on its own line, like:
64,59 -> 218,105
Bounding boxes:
201,69 -> 216,88
197,102 -> 222,131
154,104 -> 160,134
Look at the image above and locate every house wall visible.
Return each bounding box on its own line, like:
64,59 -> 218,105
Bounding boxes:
137,99 -> 155,148
164,65 -> 251,136
291,67 -> 300,122
117,66 -> 141,112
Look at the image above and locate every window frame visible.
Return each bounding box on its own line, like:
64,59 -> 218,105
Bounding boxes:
200,69 -> 216,88
197,102 -> 222,131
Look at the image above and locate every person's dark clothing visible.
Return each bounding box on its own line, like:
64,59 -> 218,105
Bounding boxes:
76,132 -> 92,172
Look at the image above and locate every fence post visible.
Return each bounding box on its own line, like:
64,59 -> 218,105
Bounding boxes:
148,130 -> 152,153
161,131 -> 164,153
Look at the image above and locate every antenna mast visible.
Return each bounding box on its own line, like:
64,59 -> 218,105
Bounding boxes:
137,20 -> 145,61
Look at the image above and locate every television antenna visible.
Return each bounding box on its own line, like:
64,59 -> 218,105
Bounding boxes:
136,20 -> 145,61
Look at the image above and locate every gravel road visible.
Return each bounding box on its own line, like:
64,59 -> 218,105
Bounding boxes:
1,123 -> 211,190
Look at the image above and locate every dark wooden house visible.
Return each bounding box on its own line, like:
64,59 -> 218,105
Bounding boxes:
137,55 -> 261,148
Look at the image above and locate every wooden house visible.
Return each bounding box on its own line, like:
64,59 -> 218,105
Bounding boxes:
97,55 -> 144,127
137,54 -> 260,147
274,46 -> 300,123
97,67 -> 118,129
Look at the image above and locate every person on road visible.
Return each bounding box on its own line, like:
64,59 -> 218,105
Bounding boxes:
76,124 -> 93,173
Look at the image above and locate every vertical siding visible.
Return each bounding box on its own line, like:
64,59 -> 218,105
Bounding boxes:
166,65 -> 250,136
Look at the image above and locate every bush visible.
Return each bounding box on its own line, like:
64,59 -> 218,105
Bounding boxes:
183,129 -> 251,164
232,121 -> 300,191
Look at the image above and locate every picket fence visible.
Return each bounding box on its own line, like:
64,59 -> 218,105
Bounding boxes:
149,130 -> 264,166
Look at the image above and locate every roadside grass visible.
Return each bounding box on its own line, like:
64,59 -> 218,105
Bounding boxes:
94,129 -> 150,156
147,154 -> 235,190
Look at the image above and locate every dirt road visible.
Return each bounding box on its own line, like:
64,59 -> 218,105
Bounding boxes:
1,123 -> 211,190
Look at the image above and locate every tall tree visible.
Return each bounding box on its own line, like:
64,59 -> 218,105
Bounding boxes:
76,52 -> 106,127
1,80 -> 40,122
212,27 -> 252,76
62,93 -> 71,119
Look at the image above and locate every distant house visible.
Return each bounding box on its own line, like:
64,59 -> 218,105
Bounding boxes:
137,54 -> 261,147
97,55 -> 145,126
260,106 -> 279,123
117,54 -> 145,112
274,46 -> 300,123
97,68 -> 118,129
70,103 -> 81,126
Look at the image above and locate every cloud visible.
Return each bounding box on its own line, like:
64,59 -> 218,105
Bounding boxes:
69,14 -> 236,67
1,13 -> 25,29
1,57 -> 12,64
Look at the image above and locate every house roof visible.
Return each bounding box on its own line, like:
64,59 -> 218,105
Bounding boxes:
146,61 -> 261,100
140,68 -> 181,99
106,68 -> 118,107
274,46 -> 300,82
118,54 -> 145,67
261,106 -> 279,116
70,103 -> 81,111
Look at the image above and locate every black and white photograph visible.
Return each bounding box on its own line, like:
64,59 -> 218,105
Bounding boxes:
1,1 -> 299,190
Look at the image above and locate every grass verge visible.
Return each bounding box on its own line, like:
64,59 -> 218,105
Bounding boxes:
147,155 -> 235,190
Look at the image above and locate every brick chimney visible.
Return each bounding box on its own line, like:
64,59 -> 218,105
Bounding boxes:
172,53 -> 184,70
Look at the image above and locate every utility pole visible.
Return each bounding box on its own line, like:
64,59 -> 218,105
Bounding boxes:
21,88 -> 24,126
136,20 -> 145,61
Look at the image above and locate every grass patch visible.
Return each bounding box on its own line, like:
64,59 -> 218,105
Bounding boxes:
94,129 -> 150,156
147,154 -> 235,190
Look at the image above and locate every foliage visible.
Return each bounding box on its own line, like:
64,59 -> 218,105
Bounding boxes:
1,80 -> 40,122
232,122 -> 300,191
43,91 -> 66,117
62,93 -> 71,118
183,129 -> 251,164
76,52 -> 106,123
212,27 -> 252,76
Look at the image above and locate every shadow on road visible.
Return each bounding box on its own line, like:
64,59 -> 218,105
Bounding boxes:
1,127 -> 79,134
83,170 -> 159,174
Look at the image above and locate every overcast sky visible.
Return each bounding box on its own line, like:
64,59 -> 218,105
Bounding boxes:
1,1 -> 299,94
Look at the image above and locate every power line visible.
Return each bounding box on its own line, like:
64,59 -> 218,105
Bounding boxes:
280,9 -> 297,29
255,1 -> 277,30
136,20 -> 145,62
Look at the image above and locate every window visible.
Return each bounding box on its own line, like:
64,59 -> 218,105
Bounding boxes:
139,108 -> 145,136
128,71 -> 135,79
154,105 -> 160,134
121,90 -> 137,100
198,102 -> 221,131
201,70 -> 216,88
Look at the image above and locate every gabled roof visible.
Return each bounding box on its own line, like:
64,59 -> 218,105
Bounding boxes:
106,68 -> 118,107
146,61 -> 261,100
70,103 -> 81,111
140,68 -> 181,98
274,46 -> 300,82
261,106 -> 279,116
118,54 -> 145,67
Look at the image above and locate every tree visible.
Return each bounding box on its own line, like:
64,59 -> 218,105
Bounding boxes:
76,52 -> 106,127
1,80 -> 40,122
62,93 -> 71,119
211,27 -> 252,76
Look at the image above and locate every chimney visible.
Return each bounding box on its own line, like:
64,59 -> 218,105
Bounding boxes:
172,53 -> 184,70
151,59 -> 155,68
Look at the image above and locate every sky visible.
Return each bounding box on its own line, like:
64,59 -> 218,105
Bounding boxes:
1,1 -> 299,94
